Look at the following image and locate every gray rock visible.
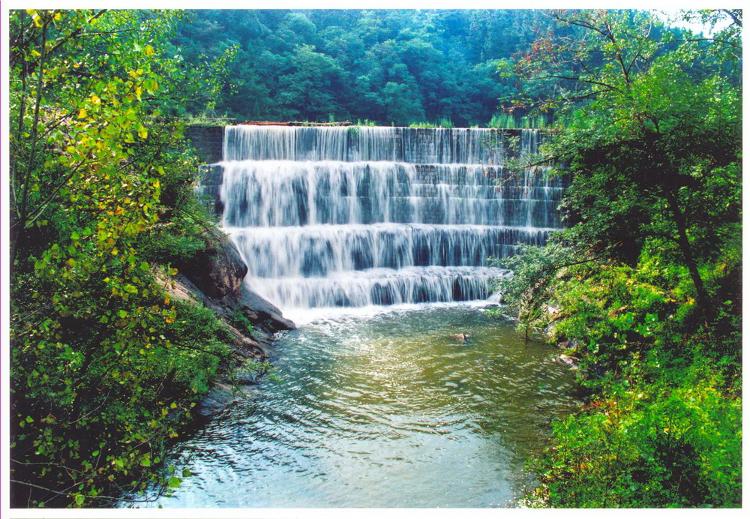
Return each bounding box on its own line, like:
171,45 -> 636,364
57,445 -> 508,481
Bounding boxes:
178,227 -> 247,300
557,354 -> 579,369
240,285 -> 296,332
197,382 -> 237,417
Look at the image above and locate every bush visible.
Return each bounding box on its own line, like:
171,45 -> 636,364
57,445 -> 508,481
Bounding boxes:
530,358 -> 741,507
499,242 -> 741,508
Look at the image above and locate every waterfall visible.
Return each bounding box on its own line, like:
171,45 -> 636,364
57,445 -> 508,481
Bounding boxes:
218,126 -> 563,312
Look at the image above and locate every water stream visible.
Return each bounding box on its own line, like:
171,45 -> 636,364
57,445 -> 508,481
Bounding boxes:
127,126 -> 574,507
144,307 -> 578,507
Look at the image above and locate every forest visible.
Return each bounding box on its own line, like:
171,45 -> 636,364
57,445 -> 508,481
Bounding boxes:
169,9 -> 615,126
6,8 -> 743,510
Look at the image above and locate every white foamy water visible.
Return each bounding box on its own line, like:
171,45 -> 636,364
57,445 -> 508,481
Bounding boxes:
219,126 -> 562,313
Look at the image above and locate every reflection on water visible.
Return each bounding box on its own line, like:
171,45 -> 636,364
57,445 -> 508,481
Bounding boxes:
133,305 -> 578,507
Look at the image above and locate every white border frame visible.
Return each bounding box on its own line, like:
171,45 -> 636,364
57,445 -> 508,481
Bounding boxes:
1,1 -> 747,518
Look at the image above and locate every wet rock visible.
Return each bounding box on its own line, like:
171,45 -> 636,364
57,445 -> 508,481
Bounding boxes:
197,382 -> 237,417
557,354 -> 579,369
544,304 -> 561,319
233,371 -> 261,385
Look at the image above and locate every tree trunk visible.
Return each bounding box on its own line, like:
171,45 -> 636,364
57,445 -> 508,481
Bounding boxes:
665,189 -> 709,313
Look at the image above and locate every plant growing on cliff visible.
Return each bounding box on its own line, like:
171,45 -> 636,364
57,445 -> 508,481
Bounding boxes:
9,9 -> 232,507
230,309 -> 255,336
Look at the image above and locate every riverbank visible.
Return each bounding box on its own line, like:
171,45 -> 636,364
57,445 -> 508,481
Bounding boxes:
161,226 -> 296,417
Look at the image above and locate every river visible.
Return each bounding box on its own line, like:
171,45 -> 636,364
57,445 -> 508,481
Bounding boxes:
134,304 -> 577,507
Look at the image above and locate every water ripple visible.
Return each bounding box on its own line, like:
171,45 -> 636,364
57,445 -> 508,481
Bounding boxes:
128,306 -> 578,508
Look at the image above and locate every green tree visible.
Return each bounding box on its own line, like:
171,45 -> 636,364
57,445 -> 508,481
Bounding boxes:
168,9 -> 568,125
516,9 -> 740,314
277,44 -> 346,120
9,9 -> 231,506
498,9 -> 741,507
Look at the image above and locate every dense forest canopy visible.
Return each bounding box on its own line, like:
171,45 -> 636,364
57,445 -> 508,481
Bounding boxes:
169,9 -> 577,125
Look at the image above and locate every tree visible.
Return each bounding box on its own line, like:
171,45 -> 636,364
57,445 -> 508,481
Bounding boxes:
9,9 -> 231,506
277,44 -> 346,120
515,9 -> 741,314
499,10 -> 742,507
168,9 -> 565,125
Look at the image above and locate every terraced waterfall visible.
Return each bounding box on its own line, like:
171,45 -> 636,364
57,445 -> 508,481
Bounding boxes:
219,126 -> 562,316
134,126 -> 575,508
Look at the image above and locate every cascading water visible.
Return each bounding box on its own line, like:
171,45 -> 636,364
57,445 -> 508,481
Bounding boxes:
219,126 -> 562,315
127,126 -> 575,508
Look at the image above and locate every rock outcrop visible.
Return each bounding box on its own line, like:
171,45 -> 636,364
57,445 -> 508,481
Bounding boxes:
176,226 -> 248,302
239,285 -> 296,333
164,227 -> 295,417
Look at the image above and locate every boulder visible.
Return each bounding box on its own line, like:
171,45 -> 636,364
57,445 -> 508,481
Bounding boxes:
240,285 -> 296,332
557,354 -> 579,370
178,227 -> 247,301
197,382 -> 237,417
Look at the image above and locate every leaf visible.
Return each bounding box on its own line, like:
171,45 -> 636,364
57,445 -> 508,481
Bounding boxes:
74,494 -> 85,506
144,78 -> 159,94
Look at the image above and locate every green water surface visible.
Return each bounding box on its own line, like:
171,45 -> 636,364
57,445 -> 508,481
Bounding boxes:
141,305 -> 578,507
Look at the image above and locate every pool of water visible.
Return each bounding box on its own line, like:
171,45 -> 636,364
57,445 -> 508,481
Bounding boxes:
133,305 -> 578,507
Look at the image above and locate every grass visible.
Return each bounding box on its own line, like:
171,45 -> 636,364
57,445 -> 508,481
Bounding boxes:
408,117 -> 454,129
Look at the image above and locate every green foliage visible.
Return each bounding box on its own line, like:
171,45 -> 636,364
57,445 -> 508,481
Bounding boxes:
170,10 -> 565,126
492,241 -> 576,336
9,9 -> 232,506
408,118 -> 454,129
137,162 -> 217,265
509,244 -> 741,508
230,309 -> 255,336
531,360 -> 741,507
495,10 -> 742,508
488,113 -> 552,129
229,358 -> 280,386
